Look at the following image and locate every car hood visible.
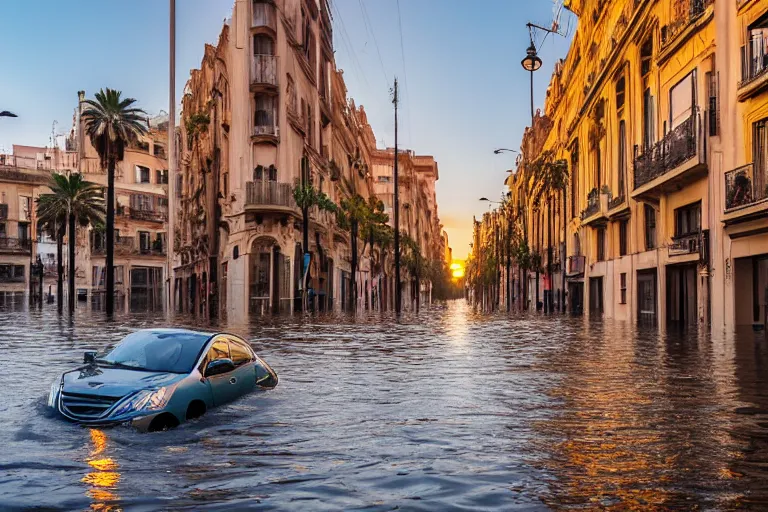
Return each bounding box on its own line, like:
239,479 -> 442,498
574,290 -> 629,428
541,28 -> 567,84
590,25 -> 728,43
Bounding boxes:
62,365 -> 185,398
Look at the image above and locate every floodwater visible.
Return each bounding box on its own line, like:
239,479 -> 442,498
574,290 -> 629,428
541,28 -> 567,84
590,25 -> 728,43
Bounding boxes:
2,300 -> 768,511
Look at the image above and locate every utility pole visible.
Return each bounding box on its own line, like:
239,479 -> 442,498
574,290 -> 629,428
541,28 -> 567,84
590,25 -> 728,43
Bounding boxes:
167,0 -> 176,315
393,78 -> 401,315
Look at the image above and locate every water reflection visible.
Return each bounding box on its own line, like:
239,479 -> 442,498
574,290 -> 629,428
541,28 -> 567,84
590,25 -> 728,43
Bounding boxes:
1,301 -> 768,509
83,429 -> 121,511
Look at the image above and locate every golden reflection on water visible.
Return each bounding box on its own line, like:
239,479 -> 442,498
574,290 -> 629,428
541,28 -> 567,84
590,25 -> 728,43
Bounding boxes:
82,429 -> 121,511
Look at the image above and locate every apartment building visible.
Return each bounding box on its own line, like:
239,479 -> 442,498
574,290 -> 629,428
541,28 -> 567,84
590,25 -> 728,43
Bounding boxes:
176,0 -> 446,321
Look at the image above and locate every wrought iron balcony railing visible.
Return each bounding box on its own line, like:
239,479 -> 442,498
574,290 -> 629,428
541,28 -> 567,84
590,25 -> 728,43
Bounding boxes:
634,110 -> 702,189
608,194 -> 626,210
668,232 -> 701,256
129,208 -> 168,223
724,163 -> 767,211
245,181 -> 297,210
740,35 -> 768,88
661,0 -> 713,48
0,237 -> 31,253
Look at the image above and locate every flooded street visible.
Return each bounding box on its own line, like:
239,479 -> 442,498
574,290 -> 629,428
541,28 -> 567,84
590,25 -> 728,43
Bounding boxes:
2,300 -> 768,510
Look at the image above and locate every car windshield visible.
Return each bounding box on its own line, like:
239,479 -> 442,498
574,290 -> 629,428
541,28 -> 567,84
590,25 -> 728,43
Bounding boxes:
97,330 -> 211,373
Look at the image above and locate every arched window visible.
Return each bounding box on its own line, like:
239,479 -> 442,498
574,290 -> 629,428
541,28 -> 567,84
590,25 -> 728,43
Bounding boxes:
253,34 -> 274,55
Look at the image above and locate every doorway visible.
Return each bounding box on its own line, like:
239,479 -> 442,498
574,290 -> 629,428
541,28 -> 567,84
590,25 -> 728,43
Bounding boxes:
667,263 -> 697,328
568,281 -> 584,315
589,276 -> 603,315
637,269 -> 657,327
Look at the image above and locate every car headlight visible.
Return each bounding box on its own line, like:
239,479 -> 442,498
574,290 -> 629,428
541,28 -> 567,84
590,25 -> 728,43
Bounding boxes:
112,386 -> 173,417
47,378 -> 61,407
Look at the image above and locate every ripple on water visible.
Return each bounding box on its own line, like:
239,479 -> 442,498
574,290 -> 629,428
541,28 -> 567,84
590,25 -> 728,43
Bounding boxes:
1,301 -> 768,510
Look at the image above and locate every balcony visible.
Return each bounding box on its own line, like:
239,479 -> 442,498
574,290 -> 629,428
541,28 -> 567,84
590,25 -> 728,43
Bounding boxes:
567,255 -> 585,276
0,237 -> 31,254
252,1 -> 277,33
580,189 -> 609,226
723,163 -> 768,223
660,0 -> 713,51
245,181 -> 298,215
668,232 -> 701,257
91,237 -> 137,256
632,110 -> 706,199
739,32 -> 768,101
129,208 -> 168,223
250,54 -> 278,92
252,118 -> 279,145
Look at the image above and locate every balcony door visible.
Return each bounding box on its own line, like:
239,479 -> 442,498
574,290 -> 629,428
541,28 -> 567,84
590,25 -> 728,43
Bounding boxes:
670,71 -> 696,133
754,118 -> 768,197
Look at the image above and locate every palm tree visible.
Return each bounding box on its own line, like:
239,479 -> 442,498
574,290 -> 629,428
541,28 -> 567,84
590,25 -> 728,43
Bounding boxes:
293,157 -> 337,311
80,89 -> 147,316
37,174 -> 105,315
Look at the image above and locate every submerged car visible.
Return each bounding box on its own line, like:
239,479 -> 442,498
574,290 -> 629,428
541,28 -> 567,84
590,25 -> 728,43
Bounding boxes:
48,329 -> 278,431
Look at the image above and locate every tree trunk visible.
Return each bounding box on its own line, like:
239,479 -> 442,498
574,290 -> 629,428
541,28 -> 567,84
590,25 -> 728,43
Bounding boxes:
57,223 -> 64,314
547,195 -> 553,314
106,156 -> 116,317
350,220 -> 358,312
302,206 -> 309,312
68,212 -> 76,316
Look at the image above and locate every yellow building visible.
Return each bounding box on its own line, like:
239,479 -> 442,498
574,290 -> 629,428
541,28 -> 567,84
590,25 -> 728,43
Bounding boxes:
471,0 -> 768,332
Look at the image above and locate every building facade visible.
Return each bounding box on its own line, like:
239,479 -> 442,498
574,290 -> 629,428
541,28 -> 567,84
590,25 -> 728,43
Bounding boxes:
176,0 -> 447,322
469,0 -> 768,333
71,94 -> 169,313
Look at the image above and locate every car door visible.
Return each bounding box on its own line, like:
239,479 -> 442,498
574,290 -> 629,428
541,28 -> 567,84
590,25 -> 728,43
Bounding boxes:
226,337 -> 257,397
203,338 -> 241,406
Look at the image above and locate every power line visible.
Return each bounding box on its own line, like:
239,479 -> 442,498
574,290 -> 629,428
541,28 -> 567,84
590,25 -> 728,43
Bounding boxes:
358,0 -> 389,87
395,0 -> 412,146
332,1 -> 371,94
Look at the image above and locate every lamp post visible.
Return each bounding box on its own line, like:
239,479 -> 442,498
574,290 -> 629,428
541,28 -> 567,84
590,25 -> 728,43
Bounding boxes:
521,41 -> 542,312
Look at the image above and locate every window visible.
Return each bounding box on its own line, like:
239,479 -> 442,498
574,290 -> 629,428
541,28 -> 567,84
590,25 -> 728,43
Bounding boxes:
139,231 -> 151,253
176,174 -> 182,198
18,223 -> 29,241
306,104 -> 314,147
644,204 -> 656,250
597,227 -> 606,261
674,202 -> 702,237
619,220 -> 628,256
204,340 -> 230,369
754,118 -> 768,193
378,175 -> 391,183
153,144 -> 166,158
707,71 -> 719,136
641,36 -> 653,77
743,14 -> 768,83
670,71 -> 695,130
319,176 -> 324,194
618,120 -> 626,198
571,141 -> 579,218
156,169 -> 169,184
254,94 -> 275,132
643,88 -> 655,150
223,172 -> 229,196
253,34 -> 274,55
0,223 -> 5,236
135,165 -> 151,183
228,340 -> 253,367
620,273 -> 627,304
616,76 -> 626,111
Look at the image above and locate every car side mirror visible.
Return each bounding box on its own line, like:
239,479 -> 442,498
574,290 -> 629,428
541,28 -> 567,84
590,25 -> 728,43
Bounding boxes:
84,351 -> 97,364
205,358 -> 235,377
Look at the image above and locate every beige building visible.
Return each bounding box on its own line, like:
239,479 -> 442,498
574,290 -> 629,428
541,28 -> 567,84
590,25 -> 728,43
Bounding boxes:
70,94 -> 169,313
0,151 -> 50,305
176,0 -> 446,321
469,0 -> 768,333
